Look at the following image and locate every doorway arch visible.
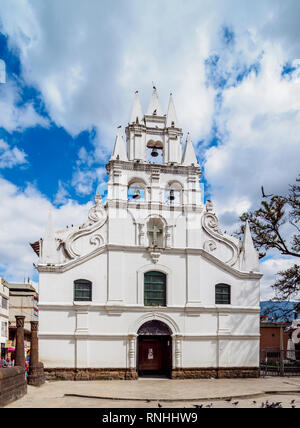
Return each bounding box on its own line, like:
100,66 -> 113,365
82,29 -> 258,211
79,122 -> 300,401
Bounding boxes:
137,320 -> 172,377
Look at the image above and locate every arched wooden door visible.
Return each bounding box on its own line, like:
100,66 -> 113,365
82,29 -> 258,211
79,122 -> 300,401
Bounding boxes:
137,320 -> 172,377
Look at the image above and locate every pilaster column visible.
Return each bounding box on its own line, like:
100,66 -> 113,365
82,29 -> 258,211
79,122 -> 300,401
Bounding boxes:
128,334 -> 137,369
127,334 -> 138,379
138,224 -> 146,246
15,316 -> 25,368
165,225 -> 173,248
173,334 -> 183,368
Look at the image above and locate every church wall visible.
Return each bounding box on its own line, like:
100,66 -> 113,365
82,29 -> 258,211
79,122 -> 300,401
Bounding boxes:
184,313 -> 218,335
107,208 -> 136,246
198,257 -> 260,308
38,307 -> 260,370
88,338 -> 127,368
218,339 -> 260,368
148,253 -> 186,307
173,214 -> 187,248
39,337 -> 75,368
38,253 -> 108,304
230,313 -> 260,336
38,248 -> 260,374
182,339 -> 217,368
39,308 -> 76,333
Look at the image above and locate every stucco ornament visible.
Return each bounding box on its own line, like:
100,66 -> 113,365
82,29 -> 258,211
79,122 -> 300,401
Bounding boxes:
203,240 -> 217,253
202,201 -> 239,267
147,247 -> 163,264
64,193 -> 107,259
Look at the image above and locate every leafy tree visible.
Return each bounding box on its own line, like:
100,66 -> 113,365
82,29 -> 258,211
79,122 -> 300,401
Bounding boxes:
239,175 -> 300,304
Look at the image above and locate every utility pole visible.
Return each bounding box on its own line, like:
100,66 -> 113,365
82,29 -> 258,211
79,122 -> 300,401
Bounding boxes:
280,326 -> 284,376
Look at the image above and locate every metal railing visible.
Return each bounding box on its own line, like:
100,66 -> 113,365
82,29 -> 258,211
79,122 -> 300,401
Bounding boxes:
260,349 -> 300,377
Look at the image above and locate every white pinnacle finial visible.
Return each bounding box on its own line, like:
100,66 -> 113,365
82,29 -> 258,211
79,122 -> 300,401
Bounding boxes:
182,133 -> 198,166
45,210 -> 54,239
166,93 -> 178,128
94,192 -> 102,205
111,126 -> 128,161
146,86 -> 163,116
241,220 -> 260,272
41,209 -> 58,264
130,91 -> 143,124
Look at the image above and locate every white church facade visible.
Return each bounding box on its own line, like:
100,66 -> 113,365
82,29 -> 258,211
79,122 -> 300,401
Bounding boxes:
32,88 -> 262,379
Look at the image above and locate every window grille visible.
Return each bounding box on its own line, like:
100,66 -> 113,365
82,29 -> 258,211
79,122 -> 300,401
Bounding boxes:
215,284 -> 231,305
2,297 -> 8,309
144,271 -> 166,306
74,279 -> 92,302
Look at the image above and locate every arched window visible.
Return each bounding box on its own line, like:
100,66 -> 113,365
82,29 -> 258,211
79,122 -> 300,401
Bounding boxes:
165,181 -> 182,205
128,180 -> 146,201
74,279 -> 92,301
146,140 -> 164,164
215,284 -> 231,305
144,271 -> 166,306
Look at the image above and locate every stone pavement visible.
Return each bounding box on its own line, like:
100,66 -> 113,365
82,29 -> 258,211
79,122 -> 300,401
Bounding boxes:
5,376 -> 300,408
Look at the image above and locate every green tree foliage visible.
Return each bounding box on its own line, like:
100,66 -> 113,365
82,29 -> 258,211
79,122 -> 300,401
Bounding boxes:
239,176 -> 300,301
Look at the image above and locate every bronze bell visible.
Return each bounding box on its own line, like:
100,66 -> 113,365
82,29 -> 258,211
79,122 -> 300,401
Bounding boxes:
151,147 -> 159,157
169,189 -> 175,201
133,189 -> 141,199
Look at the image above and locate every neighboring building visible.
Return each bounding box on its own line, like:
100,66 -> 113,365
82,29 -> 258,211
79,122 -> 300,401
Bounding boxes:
0,277 -> 9,358
7,282 -> 39,357
260,303 -> 300,361
260,321 -> 290,358
31,88 -> 262,380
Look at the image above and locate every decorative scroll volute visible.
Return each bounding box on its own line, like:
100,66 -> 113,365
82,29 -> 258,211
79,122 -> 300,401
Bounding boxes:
202,202 -> 239,267
64,194 -> 107,259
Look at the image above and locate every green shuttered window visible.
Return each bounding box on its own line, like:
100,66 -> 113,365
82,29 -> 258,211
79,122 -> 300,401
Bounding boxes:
144,271 -> 166,307
74,279 -> 92,301
215,283 -> 231,305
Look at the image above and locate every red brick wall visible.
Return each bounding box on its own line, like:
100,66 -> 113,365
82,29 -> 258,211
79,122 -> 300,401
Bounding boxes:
260,325 -> 290,353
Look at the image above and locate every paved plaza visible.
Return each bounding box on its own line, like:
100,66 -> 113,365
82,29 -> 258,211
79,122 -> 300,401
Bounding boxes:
5,376 -> 300,408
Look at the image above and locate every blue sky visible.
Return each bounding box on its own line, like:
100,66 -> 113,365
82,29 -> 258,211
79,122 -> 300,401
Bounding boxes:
0,0 -> 300,299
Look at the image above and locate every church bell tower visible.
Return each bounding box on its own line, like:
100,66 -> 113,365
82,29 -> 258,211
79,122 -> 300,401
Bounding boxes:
105,87 -> 202,254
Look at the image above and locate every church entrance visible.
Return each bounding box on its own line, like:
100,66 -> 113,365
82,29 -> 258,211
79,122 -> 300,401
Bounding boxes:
137,320 -> 172,377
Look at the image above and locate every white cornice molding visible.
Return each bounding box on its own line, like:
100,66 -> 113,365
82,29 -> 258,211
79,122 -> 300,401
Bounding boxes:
38,301 -> 260,314
196,249 -> 262,279
106,160 -> 201,176
38,331 -> 260,340
37,245 -> 107,273
37,243 -> 262,279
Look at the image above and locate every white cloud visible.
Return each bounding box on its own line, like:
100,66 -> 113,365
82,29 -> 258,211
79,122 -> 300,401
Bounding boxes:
205,45 -> 300,224
0,176 -> 91,281
71,166 -> 107,196
1,0 -> 300,294
0,81 -> 48,132
0,0 -> 298,140
0,138 -> 27,168
0,0 -> 269,149
53,180 -> 70,206
260,256 -> 299,300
